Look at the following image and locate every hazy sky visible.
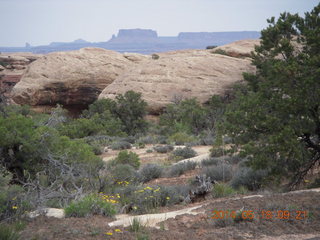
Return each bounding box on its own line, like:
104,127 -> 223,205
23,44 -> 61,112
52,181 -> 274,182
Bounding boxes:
1,0 -> 318,47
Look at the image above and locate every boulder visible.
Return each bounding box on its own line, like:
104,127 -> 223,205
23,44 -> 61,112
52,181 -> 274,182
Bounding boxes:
99,49 -> 256,114
11,48 -> 132,107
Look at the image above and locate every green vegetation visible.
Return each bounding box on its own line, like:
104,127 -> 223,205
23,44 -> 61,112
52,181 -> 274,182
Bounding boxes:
139,164 -> 163,183
113,150 -> 141,169
0,224 -> 20,240
212,183 -> 236,198
171,146 -> 197,160
64,194 -> 116,217
223,4 -> 320,188
202,163 -> 233,182
167,161 -> 197,177
1,5 -> 320,235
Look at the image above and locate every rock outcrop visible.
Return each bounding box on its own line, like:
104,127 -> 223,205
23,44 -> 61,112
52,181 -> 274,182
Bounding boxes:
99,48 -> 256,114
213,39 -> 260,58
11,48 -> 133,108
10,40 -> 258,114
0,52 -> 41,98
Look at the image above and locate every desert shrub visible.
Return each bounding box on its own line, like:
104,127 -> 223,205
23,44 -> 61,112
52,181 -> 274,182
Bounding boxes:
168,132 -> 196,145
111,141 -> 132,150
199,131 -> 215,146
0,225 -> 20,240
129,217 -> 145,233
139,164 -> 163,183
212,183 -> 236,198
137,135 -> 156,145
116,185 -> 188,214
213,217 -> 234,228
308,178 -> 320,189
146,149 -> 153,153
153,145 -> 174,153
206,45 -> 217,50
202,163 -> 233,182
225,155 -> 243,165
231,167 -> 267,191
64,194 -> 116,217
160,98 -> 208,135
210,147 -> 225,157
121,136 -> 136,144
201,157 -> 220,167
152,54 -> 160,60
167,161 -> 197,177
156,135 -> 168,144
88,141 -> 103,155
113,150 -> 141,169
0,170 -> 30,221
212,49 -> 228,55
172,146 -> 197,160
111,164 -> 138,183
114,91 -> 148,135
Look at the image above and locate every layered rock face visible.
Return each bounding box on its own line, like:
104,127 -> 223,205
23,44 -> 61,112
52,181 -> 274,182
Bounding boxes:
99,43 -> 256,113
11,48 -> 133,108
0,53 -> 41,98
11,40 -> 258,114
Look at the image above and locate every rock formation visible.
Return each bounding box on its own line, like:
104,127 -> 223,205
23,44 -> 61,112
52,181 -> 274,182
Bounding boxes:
99,44 -> 256,114
0,52 -> 41,99
213,39 -> 260,58
11,48 -> 133,110
10,40 -> 258,114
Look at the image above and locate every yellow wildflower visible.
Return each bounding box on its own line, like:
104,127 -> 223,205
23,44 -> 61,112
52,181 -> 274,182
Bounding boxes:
166,197 -> 170,200
12,206 -> 18,209
105,232 -> 113,235
115,229 -> 122,233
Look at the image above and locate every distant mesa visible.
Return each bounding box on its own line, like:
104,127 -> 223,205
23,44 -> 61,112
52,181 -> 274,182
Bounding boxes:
0,29 -> 260,54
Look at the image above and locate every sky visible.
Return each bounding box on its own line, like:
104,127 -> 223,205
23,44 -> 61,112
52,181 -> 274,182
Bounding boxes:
0,0 -> 318,47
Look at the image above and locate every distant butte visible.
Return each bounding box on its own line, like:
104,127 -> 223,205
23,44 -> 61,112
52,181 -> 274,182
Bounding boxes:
0,29 -> 260,54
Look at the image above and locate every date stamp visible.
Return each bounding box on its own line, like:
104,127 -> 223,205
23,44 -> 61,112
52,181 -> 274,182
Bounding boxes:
211,210 -> 308,220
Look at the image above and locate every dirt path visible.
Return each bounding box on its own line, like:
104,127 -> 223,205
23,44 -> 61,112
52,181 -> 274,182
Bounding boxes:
21,188 -> 320,240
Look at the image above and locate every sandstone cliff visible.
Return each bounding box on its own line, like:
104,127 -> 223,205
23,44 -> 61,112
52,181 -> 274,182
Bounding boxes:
11,48 -> 134,108
99,44 -> 257,113
11,40 -> 258,114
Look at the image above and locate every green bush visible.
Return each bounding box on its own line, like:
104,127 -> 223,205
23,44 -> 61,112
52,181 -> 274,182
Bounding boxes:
210,147 -> 225,157
0,171 -> 28,221
113,150 -> 141,169
111,141 -> 132,150
153,145 -> 174,153
172,146 -> 197,160
114,91 -> 148,135
202,163 -> 233,182
139,164 -> 163,183
206,45 -> 217,50
64,194 -> 116,217
116,185 -> 188,214
212,49 -> 228,55
160,98 -> 208,135
169,132 -> 196,145
212,183 -> 236,198
231,167 -> 267,191
111,164 -> 138,183
167,161 -> 197,177
0,225 -> 20,240
201,157 -> 220,167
